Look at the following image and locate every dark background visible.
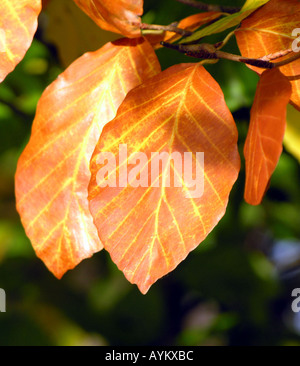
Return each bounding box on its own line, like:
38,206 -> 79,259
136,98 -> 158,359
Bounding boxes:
0,0 -> 300,346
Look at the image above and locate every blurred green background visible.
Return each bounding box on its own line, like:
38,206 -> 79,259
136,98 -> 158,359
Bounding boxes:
0,0 -> 300,346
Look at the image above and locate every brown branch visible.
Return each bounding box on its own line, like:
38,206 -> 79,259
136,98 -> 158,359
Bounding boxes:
161,35 -> 300,71
175,0 -> 240,14
161,41 -> 300,70
259,49 -> 294,62
220,52 -> 274,69
140,23 -> 192,37
160,42 -> 275,69
274,51 -> 300,67
287,74 -> 300,81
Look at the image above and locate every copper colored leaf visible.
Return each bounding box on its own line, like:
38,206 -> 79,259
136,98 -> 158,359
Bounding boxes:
146,12 -> 222,49
15,38 -> 161,278
0,0 -> 42,82
244,69 -> 292,205
235,0 -> 300,109
73,0 -> 143,38
89,63 -> 240,294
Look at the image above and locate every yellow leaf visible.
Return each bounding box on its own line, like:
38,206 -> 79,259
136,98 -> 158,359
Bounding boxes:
284,104 -> 300,163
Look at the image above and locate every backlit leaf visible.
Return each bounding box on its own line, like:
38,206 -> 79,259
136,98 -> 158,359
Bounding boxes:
0,0 -> 42,82
181,0 -> 270,43
15,38 -> 161,278
284,104 -> 300,163
73,0 -> 143,38
235,0 -> 300,109
44,0 -> 119,67
89,63 -> 240,294
244,69 -> 292,205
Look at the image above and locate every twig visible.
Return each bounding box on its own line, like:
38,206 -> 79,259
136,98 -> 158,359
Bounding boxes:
161,41 -> 300,70
274,51 -> 300,67
287,74 -> 300,81
214,30 -> 236,50
259,49 -> 294,62
175,0 -> 240,14
140,23 -> 192,37
161,42 -> 275,69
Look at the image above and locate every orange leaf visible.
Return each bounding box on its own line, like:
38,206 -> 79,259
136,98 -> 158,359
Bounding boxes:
244,68 -> 292,205
235,0 -> 300,109
15,38 -> 161,278
146,12 -> 222,49
0,0 -> 42,82
89,63 -> 240,294
73,0 -> 143,38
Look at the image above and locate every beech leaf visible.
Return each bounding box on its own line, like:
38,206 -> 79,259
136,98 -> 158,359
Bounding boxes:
244,69 -> 292,205
89,63 -> 240,294
0,0 -> 42,82
15,38 -> 161,278
235,0 -> 300,109
73,0 -> 143,38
